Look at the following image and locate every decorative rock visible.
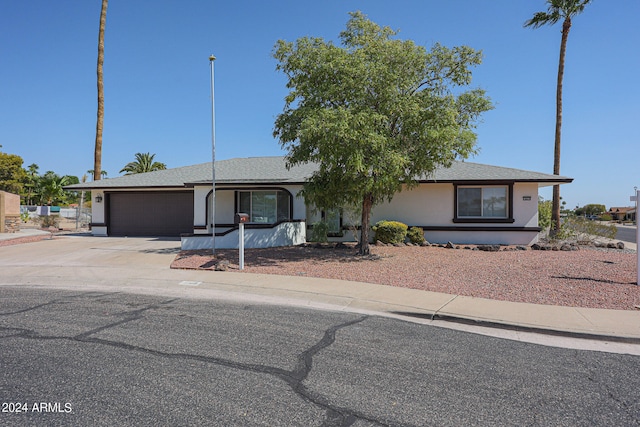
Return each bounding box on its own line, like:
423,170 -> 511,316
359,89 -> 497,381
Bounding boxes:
560,244 -> 573,251
477,245 -> 500,252
215,260 -> 230,271
606,242 -> 617,249
531,243 -> 541,251
445,241 -> 455,249
617,242 -> 625,250
516,246 -> 528,251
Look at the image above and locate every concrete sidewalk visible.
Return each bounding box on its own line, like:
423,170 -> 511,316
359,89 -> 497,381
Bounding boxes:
0,228 -> 52,240
0,234 -> 638,343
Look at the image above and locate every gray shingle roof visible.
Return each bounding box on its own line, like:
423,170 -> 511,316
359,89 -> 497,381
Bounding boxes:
65,156 -> 572,190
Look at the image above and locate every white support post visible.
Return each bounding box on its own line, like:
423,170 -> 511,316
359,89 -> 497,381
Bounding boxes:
209,54 -> 216,256
239,222 -> 245,270
636,189 -> 639,286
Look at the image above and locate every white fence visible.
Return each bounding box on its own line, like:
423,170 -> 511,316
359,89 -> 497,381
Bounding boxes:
21,206 -> 91,225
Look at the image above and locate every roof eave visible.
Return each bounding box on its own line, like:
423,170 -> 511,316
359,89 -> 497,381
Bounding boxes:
63,184 -> 189,191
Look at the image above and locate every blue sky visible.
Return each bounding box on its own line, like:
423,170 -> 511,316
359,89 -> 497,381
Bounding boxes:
1,0 -> 638,210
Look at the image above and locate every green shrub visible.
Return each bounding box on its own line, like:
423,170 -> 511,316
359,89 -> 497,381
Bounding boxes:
538,197 -> 552,230
407,226 -> 425,245
554,217 -> 617,242
599,213 -> 612,221
372,220 -> 408,244
310,221 -> 329,243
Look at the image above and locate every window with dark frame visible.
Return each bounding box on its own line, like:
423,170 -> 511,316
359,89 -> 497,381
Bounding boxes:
237,190 -> 291,224
454,184 -> 514,223
322,208 -> 343,236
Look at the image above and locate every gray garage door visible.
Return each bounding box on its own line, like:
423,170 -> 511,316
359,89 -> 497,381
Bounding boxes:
108,192 -> 194,237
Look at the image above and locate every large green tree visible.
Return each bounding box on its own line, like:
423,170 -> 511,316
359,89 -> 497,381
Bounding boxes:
120,152 -> 167,175
93,0 -> 108,182
0,152 -> 27,194
525,0 -> 592,237
273,12 -> 493,254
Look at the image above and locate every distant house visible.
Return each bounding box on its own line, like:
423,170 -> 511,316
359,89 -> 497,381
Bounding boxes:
607,206 -> 636,222
65,156 -> 572,249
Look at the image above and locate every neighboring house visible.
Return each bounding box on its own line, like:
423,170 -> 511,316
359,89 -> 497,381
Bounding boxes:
65,156 -> 572,249
607,206 -> 636,222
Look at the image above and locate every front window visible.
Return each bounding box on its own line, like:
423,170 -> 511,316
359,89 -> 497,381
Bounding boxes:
237,190 -> 291,223
457,186 -> 508,218
323,208 -> 342,236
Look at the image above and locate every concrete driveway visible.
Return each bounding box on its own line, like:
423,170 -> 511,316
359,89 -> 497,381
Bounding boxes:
0,234 -> 182,268
0,235 -> 204,297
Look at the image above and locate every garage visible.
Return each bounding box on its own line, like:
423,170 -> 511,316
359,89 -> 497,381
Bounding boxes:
107,191 -> 194,237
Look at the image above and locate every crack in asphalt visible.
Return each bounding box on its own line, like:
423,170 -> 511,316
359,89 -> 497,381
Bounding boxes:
74,298 -> 179,339
0,291 -> 115,316
0,294 -> 404,426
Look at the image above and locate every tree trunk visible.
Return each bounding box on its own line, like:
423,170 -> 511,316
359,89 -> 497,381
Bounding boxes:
94,0 -> 108,182
550,17 -> 571,238
359,193 -> 373,255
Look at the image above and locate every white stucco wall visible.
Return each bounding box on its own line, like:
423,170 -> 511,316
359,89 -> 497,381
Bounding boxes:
512,183 -> 539,227
306,182 -> 542,245
91,190 -> 106,224
181,221 -> 306,250
90,190 -> 107,236
371,184 -> 453,226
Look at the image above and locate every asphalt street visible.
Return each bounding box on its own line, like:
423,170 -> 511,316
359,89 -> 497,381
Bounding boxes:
616,225 -> 637,244
1,287 -> 639,426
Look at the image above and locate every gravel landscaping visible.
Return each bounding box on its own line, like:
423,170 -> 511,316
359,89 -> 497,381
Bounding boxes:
3,235 -> 637,311
171,243 -> 639,311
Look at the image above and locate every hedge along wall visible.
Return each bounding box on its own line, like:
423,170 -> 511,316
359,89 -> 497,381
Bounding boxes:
0,191 -> 20,233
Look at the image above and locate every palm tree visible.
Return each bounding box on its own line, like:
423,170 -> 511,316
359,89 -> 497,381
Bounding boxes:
525,0 -> 592,237
87,169 -> 108,181
24,163 -> 40,205
40,172 -> 71,205
119,153 -> 167,175
93,0 -> 108,182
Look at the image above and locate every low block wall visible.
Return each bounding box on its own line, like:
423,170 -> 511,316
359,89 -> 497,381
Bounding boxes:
0,191 -> 21,233
181,221 -> 306,250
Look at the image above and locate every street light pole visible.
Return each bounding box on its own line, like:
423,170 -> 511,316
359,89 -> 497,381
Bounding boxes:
209,55 -> 216,256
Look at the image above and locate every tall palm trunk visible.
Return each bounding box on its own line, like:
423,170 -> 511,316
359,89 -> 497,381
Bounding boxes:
550,17 -> 571,237
94,0 -> 108,182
